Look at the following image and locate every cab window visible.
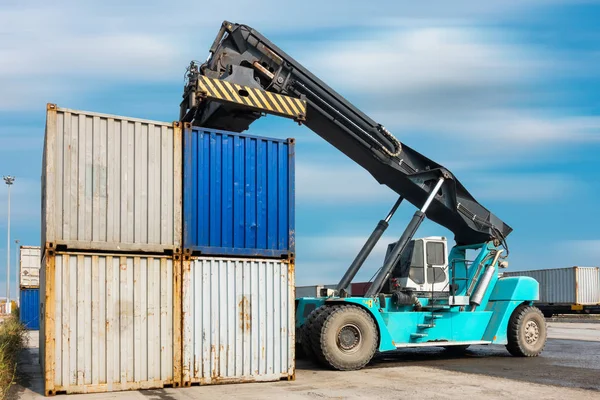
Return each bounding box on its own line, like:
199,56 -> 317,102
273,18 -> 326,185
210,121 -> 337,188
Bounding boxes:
408,240 -> 424,284
426,242 -> 445,265
426,242 -> 446,283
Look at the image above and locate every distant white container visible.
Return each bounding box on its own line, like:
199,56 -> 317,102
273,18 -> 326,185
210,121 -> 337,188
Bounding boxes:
182,256 -> 295,385
503,267 -> 600,305
40,251 -> 182,396
295,284 -> 342,298
20,245 -> 41,288
41,104 -> 182,253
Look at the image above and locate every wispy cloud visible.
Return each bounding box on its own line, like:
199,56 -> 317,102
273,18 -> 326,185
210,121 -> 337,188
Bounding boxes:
298,23 -> 600,169
0,178 -> 41,224
373,109 -> 600,149
1,0 -> 594,112
295,234 -> 397,285
296,157 -> 581,205
467,173 -> 583,202
309,27 -> 547,95
562,240 -> 600,263
0,3 -> 186,111
296,161 -> 395,205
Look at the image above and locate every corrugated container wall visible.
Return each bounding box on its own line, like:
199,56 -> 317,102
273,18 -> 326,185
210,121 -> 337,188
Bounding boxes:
20,245 -> 41,288
182,256 -> 295,385
40,251 -> 182,396
41,104 -> 182,253
183,126 -> 295,258
503,267 -> 600,305
20,288 -> 40,330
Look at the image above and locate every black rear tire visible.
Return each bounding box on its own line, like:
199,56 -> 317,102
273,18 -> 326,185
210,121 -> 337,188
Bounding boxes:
310,305 -> 379,371
300,305 -> 329,362
506,304 -> 547,357
295,327 -> 305,359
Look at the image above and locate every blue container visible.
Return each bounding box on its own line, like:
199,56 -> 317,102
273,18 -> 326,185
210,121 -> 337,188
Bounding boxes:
184,126 -> 295,258
19,288 -> 40,330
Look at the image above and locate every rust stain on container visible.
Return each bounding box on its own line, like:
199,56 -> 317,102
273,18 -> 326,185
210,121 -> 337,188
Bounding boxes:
211,345 -> 217,379
239,296 -> 252,332
43,251 -> 57,397
42,251 -> 175,395
183,257 -> 294,384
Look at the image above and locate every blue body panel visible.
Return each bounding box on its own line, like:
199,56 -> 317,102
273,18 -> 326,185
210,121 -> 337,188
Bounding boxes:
19,288 -> 40,330
184,127 -> 295,257
490,276 -> 539,301
482,276 -> 539,343
295,242 -> 539,351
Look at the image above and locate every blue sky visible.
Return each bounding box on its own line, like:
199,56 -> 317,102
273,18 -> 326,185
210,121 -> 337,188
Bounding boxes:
0,1 -> 599,293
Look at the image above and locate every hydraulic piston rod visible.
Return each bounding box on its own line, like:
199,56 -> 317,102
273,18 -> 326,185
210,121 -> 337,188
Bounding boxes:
365,177 -> 445,298
336,196 -> 404,296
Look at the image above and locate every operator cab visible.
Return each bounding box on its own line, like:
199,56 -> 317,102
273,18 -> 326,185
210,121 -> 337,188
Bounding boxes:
386,237 -> 449,294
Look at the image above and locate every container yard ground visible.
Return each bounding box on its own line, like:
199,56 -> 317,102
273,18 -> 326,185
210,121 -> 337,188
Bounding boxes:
11,321 -> 600,400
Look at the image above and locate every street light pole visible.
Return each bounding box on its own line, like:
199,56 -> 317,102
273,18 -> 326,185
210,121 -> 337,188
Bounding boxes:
3,175 -> 14,312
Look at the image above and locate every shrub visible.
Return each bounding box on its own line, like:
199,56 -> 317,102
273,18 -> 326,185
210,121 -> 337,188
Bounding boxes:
0,315 -> 26,399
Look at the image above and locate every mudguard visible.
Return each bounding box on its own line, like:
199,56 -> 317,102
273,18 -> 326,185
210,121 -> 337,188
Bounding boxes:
490,276 -> 539,301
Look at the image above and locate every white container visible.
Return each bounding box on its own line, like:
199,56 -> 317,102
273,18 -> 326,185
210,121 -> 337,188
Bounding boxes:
40,251 -> 182,395
295,284 -> 342,298
503,267 -> 600,305
182,256 -> 295,385
20,245 -> 41,288
41,104 -> 182,253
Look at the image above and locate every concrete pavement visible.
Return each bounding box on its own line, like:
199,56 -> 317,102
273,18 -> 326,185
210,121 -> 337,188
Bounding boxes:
10,322 -> 600,400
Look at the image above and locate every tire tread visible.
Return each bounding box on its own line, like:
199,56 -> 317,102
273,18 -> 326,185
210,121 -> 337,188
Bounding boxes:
310,304 -> 378,370
506,304 -> 547,357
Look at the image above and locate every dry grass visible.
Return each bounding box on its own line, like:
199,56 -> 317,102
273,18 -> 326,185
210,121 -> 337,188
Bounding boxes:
0,313 -> 26,399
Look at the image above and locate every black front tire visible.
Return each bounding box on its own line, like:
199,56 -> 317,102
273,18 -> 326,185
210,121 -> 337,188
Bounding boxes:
506,304 -> 547,357
311,305 -> 379,371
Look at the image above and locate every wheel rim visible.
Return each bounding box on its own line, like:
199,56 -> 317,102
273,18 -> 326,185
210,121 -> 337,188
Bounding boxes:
337,323 -> 362,353
524,320 -> 540,344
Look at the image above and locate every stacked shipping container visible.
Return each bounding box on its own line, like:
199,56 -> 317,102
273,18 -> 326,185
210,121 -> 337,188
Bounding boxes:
40,105 -> 295,395
40,104 -> 183,395
183,127 -> 295,258
19,246 -> 41,330
181,125 -> 295,385
41,104 -> 182,254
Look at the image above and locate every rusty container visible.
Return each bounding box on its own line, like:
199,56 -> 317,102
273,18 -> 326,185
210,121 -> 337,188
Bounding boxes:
40,249 -> 183,396
41,104 -> 182,254
181,255 -> 295,385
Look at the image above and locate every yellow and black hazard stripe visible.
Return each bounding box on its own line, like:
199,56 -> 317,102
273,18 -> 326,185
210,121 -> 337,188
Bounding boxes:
197,75 -> 307,122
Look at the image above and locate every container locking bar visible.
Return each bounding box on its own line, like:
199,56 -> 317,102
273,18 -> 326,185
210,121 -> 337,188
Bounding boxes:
336,196 -> 404,297
365,177 -> 445,298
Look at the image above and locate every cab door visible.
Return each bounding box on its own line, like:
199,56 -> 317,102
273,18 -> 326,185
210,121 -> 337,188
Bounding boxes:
424,240 -> 449,292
